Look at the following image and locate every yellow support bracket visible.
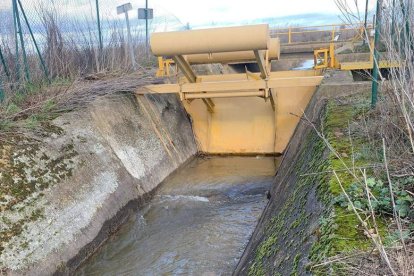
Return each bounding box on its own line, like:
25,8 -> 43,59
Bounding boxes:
313,48 -> 329,69
156,57 -> 175,77
313,43 -> 337,69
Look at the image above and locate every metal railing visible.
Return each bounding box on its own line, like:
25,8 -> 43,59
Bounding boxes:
271,22 -> 374,45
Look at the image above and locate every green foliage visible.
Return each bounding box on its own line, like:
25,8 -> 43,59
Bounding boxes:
1,93 -> 57,132
335,177 -> 414,218
384,228 -> 411,246
0,119 -> 13,131
25,115 -> 40,129
6,103 -> 21,115
42,99 -> 56,113
291,253 -> 301,276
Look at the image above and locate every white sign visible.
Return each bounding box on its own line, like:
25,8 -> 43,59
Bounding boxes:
117,3 -> 132,15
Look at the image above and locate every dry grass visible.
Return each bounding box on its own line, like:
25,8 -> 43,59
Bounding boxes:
0,3 -> 156,104
306,0 -> 414,275
0,69 -> 157,139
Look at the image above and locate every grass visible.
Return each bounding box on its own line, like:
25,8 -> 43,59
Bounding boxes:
248,90 -> 413,276
310,90 -> 413,274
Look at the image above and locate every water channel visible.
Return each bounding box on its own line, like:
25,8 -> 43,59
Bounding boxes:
76,156 -> 279,276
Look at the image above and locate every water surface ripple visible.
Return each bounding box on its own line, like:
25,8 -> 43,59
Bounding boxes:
76,156 -> 278,276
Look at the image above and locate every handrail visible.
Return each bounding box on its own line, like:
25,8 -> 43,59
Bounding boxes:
271,22 -> 373,31
273,27 -> 373,35
271,22 -> 374,45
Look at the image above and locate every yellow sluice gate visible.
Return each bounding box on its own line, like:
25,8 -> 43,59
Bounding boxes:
138,24 -> 323,155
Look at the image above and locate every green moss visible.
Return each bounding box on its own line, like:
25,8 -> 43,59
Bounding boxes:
291,253 -> 301,276
0,140 -> 76,210
309,94 -> 391,274
249,125 -> 329,275
248,233 -> 278,276
248,93 -> 394,275
0,207 -> 44,255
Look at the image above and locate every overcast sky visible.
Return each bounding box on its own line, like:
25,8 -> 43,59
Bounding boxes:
0,0 -> 377,27
150,0 -> 376,25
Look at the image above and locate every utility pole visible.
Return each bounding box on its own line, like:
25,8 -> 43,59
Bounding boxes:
138,2 -> 153,57
371,0 -> 383,107
96,0 -> 103,51
117,3 -> 136,70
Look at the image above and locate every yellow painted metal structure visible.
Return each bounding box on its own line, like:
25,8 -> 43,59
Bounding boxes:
151,24 -> 270,56
185,38 -> 280,64
313,41 -> 399,71
271,22 -> 373,45
339,60 -> 400,70
179,70 -> 321,154
156,57 -> 175,77
139,24 -> 323,155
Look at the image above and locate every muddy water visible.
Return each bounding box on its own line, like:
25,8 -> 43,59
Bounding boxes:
76,156 -> 278,276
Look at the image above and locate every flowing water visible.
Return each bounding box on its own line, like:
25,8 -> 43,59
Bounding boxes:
76,156 -> 279,276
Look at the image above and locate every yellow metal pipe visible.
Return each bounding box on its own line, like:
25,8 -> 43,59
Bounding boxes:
150,24 -> 269,56
185,38 -> 280,64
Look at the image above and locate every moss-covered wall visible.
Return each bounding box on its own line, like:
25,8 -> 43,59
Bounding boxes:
234,75 -> 378,276
247,127 -> 329,276
0,93 -> 197,275
234,82 -> 331,275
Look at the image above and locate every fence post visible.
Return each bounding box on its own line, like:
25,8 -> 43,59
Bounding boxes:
0,76 -> 4,102
288,27 -> 292,44
125,9 -> 136,70
0,47 -> 10,79
371,0 -> 383,108
12,0 -> 20,81
331,26 -> 335,41
13,0 -> 30,82
17,0 -> 49,82
145,0 -> 149,57
95,0 -> 103,50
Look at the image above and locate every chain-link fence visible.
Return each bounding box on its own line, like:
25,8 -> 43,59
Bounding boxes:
0,0 -> 185,96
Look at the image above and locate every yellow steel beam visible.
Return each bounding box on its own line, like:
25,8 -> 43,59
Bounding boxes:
184,80 -> 265,93
253,50 -> 268,79
201,99 -> 214,112
173,55 -> 197,83
139,75 -> 324,95
172,55 -> 216,113
269,88 -> 276,111
198,70 -> 320,82
245,68 -> 262,80
184,91 -> 265,99
206,98 -> 215,107
340,60 -> 400,70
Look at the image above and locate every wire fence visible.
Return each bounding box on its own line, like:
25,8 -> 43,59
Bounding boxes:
0,0 -> 185,99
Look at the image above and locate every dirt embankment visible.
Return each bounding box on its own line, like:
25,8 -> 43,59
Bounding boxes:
0,92 -> 197,275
